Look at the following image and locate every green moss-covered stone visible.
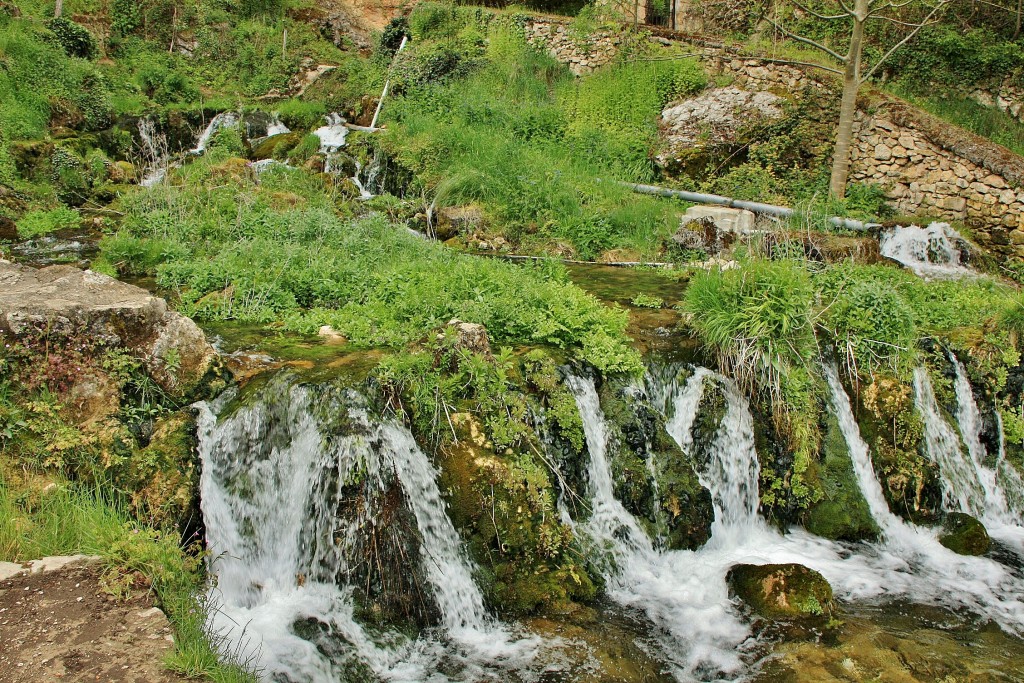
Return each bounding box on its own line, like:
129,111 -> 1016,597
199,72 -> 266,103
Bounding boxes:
727,563 -> 836,621
250,132 -> 301,160
938,512 -> 991,556
804,411 -> 879,542
600,377 -> 714,550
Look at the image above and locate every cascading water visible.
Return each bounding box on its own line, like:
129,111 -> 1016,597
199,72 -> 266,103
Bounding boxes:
137,118 -> 169,187
565,365 -> 1024,681
198,375 -> 536,682
192,112 -> 240,154
917,358 -> 1024,550
879,222 -> 973,278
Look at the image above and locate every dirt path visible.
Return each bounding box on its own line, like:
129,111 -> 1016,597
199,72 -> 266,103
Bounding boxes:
0,560 -> 186,682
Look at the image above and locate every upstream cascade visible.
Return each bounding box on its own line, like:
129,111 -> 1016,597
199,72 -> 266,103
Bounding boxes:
196,375 -> 535,682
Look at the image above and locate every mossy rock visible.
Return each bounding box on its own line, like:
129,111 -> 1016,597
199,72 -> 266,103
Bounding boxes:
250,132 -> 301,161
727,563 -> 836,621
938,512 -> 991,556
599,378 -> 714,550
855,374 -> 943,522
438,413 -> 596,616
803,412 -> 879,542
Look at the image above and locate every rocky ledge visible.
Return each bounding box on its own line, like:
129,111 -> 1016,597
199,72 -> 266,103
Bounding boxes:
0,260 -> 216,398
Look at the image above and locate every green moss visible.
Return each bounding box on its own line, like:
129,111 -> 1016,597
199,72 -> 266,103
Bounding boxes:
938,512 -> 991,556
727,563 -> 836,621
439,415 -> 596,616
804,411 -> 879,542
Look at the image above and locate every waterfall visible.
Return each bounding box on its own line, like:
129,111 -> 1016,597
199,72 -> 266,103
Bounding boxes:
198,376 -> 535,681
565,373 -> 753,680
137,118 -> 169,187
573,364 -> 1024,681
879,222 -> 973,278
265,114 -> 291,137
192,112 -> 240,155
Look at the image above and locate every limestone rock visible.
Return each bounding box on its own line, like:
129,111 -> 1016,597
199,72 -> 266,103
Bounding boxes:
680,205 -> 756,236
938,512 -> 990,556
658,87 -> 784,165
438,319 -> 492,359
0,260 -> 216,397
435,204 -> 484,241
727,563 -> 836,621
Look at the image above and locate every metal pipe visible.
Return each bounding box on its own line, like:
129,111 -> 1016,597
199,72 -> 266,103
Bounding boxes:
621,181 -> 880,231
370,35 -> 409,130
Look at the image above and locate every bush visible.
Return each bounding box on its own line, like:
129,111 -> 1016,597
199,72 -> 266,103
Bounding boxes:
46,17 -> 97,59
684,259 -> 815,393
16,205 -> 79,237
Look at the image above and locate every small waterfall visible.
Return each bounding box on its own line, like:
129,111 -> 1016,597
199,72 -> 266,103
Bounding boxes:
879,222 -> 973,278
137,118 -> 169,187
192,112 -> 240,154
581,363 -> 1024,681
565,373 -> 752,680
265,113 -> 291,138
198,376 -> 535,681
996,412 -> 1024,518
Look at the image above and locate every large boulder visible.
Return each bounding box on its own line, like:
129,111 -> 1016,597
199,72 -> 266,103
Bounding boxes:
938,512 -> 991,556
727,563 -> 836,621
0,260 -> 216,398
658,87 -> 785,172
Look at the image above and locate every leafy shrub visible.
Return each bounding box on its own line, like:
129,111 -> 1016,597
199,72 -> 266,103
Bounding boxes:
46,18 -> 97,59
207,126 -> 246,157
16,205 -> 79,237
288,133 -> 321,163
816,277 -> 916,372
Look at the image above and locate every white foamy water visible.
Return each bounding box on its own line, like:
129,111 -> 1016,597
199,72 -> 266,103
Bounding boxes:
566,367 -> 1024,681
137,117 -> 169,187
197,378 -> 536,682
929,359 -> 1024,552
265,114 -> 291,138
192,112 -> 240,154
879,222 -> 973,278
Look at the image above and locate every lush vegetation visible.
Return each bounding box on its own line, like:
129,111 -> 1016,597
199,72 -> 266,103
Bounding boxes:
99,149 -> 641,373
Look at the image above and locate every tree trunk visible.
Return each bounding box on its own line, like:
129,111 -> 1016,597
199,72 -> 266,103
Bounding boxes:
53,0 -> 63,18
828,0 -> 868,198
1015,0 -> 1022,41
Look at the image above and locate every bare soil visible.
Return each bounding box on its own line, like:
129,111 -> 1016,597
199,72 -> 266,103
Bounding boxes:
0,565 -> 186,682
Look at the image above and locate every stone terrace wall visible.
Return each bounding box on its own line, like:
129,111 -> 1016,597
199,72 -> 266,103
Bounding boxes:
522,18 -> 621,75
849,105 -> 1024,254
521,17 -> 1024,254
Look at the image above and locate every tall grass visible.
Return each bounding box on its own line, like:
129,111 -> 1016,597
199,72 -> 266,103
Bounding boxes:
384,16 -> 706,259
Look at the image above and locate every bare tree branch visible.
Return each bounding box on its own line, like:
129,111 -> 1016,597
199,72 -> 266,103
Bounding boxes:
871,13 -> 931,26
765,17 -> 849,63
860,1 -> 949,83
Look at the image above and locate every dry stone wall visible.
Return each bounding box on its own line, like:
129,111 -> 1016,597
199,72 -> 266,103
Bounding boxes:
521,16 -> 1024,254
522,18 -> 620,75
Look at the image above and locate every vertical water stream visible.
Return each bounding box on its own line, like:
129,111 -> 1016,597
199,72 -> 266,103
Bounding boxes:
197,376 -> 534,681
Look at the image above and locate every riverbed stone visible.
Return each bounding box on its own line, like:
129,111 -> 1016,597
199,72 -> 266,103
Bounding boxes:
727,563 -> 836,621
0,260 -> 217,398
938,512 -> 990,556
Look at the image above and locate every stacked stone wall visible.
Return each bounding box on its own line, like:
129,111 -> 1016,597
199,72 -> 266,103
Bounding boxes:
522,18 -> 620,75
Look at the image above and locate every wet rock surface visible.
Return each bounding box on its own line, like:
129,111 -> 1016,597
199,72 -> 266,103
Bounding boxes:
0,260 -> 216,397
727,563 -> 836,621
0,561 -> 184,682
938,511 -> 991,556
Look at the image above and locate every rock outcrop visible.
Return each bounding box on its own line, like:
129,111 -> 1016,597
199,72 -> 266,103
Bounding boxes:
0,260 -> 216,397
938,512 -> 991,556
727,563 -> 836,621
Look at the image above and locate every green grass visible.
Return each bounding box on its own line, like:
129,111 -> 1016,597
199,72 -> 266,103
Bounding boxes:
15,206 -> 80,237
381,10 -> 707,259
888,86 -> 1024,157
101,155 -> 642,374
